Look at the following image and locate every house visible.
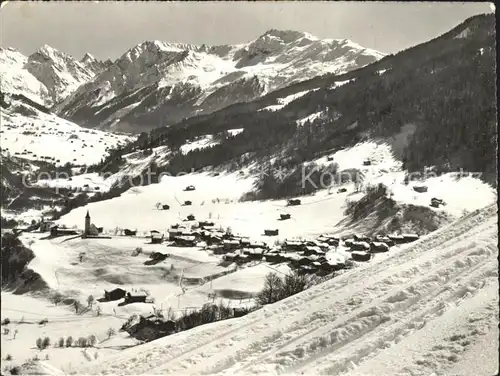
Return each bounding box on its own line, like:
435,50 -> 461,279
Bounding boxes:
337,188 -> 347,193
223,239 -> 240,251
186,214 -> 195,221
264,229 -> 279,236
224,252 -> 237,261
184,185 -> 196,191
430,198 -> 445,208
39,220 -> 55,232
413,185 -> 428,193
124,229 -> 137,236
172,235 -> 196,247
198,221 -> 215,228
303,246 -> 324,256
183,200 -> 192,206
50,225 -> 78,237
388,234 -> 406,244
280,214 -> 291,220
402,233 -> 420,243
370,242 -> 390,253
162,204 -> 170,210
125,291 -> 148,304
351,251 -> 371,262
363,160 -> 372,166
349,241 -> 370,251
282,240 -> 305,252
353,234 -> 371,243
104,288 -> 127,301
151,233 -> 164,244
287,199 -> 301,206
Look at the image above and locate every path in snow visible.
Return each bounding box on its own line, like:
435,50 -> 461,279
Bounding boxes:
75,204 -> 498,376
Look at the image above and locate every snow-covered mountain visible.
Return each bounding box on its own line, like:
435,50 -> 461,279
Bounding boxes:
0,46 -> 109,107
55,30 -> 385,133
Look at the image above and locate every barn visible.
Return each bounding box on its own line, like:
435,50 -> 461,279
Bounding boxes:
104,288 -> 127,301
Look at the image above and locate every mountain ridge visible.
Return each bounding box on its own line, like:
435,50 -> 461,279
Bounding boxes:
53,29 -> 385,133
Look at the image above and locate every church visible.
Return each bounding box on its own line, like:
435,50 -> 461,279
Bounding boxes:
83,210 -> 99,238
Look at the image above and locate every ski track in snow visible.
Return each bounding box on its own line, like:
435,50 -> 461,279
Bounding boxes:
76,204 -> 498,376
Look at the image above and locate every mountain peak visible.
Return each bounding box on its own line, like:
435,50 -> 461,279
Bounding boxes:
260,29 -> 316,43
81,52 -> 97,63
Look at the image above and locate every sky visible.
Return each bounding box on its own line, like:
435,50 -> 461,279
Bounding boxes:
0,1 -> 495,61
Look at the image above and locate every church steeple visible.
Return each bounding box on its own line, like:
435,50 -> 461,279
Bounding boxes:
84,210 -> 91,237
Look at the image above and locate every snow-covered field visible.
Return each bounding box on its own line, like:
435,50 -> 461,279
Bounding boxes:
54,141 -> 496,239
72,203 -> 498,376
0,100 -> 134,166
2,139 -> 497,375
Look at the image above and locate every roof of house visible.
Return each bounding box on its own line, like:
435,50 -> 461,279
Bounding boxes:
127,291 -> 148,297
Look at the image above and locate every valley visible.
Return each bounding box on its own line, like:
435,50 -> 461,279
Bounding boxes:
0,7 -> 497,376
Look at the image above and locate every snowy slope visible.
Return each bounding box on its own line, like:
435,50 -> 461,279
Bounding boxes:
75,203 -> 498,376
0,46 -> 107,107
0,94 -> 134,166
56,31 -> 385,132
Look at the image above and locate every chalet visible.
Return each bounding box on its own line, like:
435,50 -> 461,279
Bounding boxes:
239,237 -> 251,247
287,199 -> 301,206
349,241 -> 370,251
321,236 -> 339,246
224,252 -> 237,261
264,251 -> 284,263
172,235 -> 196,247
402,233 -> 420,243
50,225 -> 78,237
337,188 -> 347,193
283,253 -> 302,265
297,257 -> 313,266
223,239 -> 240,251
303,246 -> 324,256
388,234 -> 406,244
151,233 -> 164,244
184,185 -> 196,191
198,221 -> 215,228
375,235 -> 394,246
353,234 -> 371,243
351,251 -> 371,262
282,240 -> 305,252
413,185 -> 428,193
370,242 -> 390,253
183,201 -> 192,206
186,214 -> 195,221
104,288 -> 127,301
248,240 -> 267,249
264,229 -> 279,236
39,220 -> 55,232
363,160 -> 372,166
125,291 -> 148,304
236,254 -> 249,264
430,197 -> 445,208
124,229 -> 137,236
280,213 -> 291,220
244,248 -> 265,260
162,204 -> 170,210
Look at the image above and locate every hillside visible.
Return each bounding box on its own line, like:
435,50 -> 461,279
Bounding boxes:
123,13 -> 496,187
55,30 -> 384,133
73,203 -> 498,376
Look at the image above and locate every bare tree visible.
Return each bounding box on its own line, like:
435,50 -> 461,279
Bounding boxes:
107,328 -> 116,339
